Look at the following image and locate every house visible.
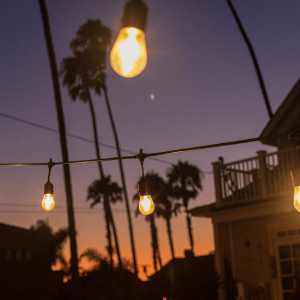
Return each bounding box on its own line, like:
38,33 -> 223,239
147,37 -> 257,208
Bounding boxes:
190,78 -> 300,300
0,222 -> 63,300
148,250 -> 218,300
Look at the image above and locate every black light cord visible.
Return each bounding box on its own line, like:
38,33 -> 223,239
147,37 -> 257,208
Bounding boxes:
0,132 -> 287,167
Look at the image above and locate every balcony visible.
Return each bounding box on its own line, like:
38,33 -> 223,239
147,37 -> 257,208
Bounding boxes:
212,148 -> 296,207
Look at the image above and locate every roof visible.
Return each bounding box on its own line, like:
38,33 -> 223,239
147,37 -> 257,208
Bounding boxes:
0,222 -> 40,239
260,77 -> 300,146
149,253 -> 215,280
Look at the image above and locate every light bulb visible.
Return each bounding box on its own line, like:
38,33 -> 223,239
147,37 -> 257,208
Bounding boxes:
42,194 -> 55,211
139,195 -> 154,215
294,186 -> 300,212
110,27 -> 147,78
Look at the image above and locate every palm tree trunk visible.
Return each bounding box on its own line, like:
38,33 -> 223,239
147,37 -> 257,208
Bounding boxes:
186,212 -> 194,252
87,91 -> 122,268
156,243 -> 162,269
150,214 -> 162,270
87,91 -> 104,176
106,202 -> 123,269
103,200 -> 113,266
226,0 -> 273,119
102,83 -> 138,275
166,217 -> 175,259
149,215 -> 157,272
38,1 -> 80,300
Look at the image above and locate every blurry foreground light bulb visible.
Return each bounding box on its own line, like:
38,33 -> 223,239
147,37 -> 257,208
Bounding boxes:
139,195 -> 154,215
110,0 -> 148,78
291,166 -> 300,212
294,186 -> 300,212
42,181 -> 55,211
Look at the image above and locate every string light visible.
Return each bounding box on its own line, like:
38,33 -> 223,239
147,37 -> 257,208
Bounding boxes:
289,130 -> 300,212
0,132 -> 288,214
137,149 -> 155,215
42,159 -> 55,211
110,0 -> 148,78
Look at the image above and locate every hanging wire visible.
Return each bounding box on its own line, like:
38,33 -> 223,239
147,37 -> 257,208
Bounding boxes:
47,158 -> 54,181
136,149 -> 147,178
0,132 -> 287,167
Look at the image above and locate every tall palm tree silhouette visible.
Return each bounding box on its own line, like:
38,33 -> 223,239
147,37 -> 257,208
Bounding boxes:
30,220 -> 69,269
38,1 -> 80,298
61,19 -> 138,275
60,20 -> 122,267
167,161 -> 204,252
155,196 -> 177,259
133,172 -> 165,271
87,176 -> 123,267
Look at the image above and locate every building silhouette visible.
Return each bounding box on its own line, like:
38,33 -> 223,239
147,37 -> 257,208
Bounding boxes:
0,222 -> 63,300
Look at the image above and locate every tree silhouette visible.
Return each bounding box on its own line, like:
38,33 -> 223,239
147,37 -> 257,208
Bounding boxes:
65,19 -> 138,275
61,20 -> 123,267
61,19 -> 138,274
155,196 -> 177,259
226,0 -> 273,119
87,176 -> 123,268
133,172 -> 166,271
38,1 -> 80,298
30,219 -> 69,269
167,161 -> 204,252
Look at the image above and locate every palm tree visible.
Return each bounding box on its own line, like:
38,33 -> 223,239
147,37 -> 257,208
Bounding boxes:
30,219 -> 69,269
167,160 -> 204,252
155,197 -> 176,259
226,0 -> 273,119
87,176 -> 123,268
60,22 -> 122,267
79,248 -> 106,271
65,19 -> 138,275
133,172 -> 165,272
38,1 -> 80,298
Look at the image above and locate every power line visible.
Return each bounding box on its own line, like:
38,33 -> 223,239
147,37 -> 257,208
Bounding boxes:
0,112 -> 214,173
0,210 -> 131,214
0,202 -> 136,213
0,112 -> 172,165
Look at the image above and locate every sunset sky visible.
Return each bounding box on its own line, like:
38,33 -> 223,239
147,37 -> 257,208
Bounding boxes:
0,0 -> 300,279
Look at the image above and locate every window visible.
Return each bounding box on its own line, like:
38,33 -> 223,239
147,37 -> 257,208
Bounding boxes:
278,243 -> 300,300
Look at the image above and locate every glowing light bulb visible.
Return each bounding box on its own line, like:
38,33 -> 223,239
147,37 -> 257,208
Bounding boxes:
139,195 -> 154,215
42,194 -> 55,211
110,27 -> 147,78
294,186 -> 300,212
43,180 -> 54,211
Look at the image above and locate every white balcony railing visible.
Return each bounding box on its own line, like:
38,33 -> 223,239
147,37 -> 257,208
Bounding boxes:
212,148 -> 296,206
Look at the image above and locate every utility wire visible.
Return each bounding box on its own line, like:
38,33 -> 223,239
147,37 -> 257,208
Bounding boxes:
0,112 -> 214,173
0,202 -> 134,212
0,202 -> 136,213
0,209 -> 132,214
0,112 -> 172,165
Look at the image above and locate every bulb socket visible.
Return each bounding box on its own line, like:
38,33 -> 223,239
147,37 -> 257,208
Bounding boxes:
121,0 -> 148,31
291,165 -> 300,188
44,181 -> 54,195
138,177 -> 150,197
